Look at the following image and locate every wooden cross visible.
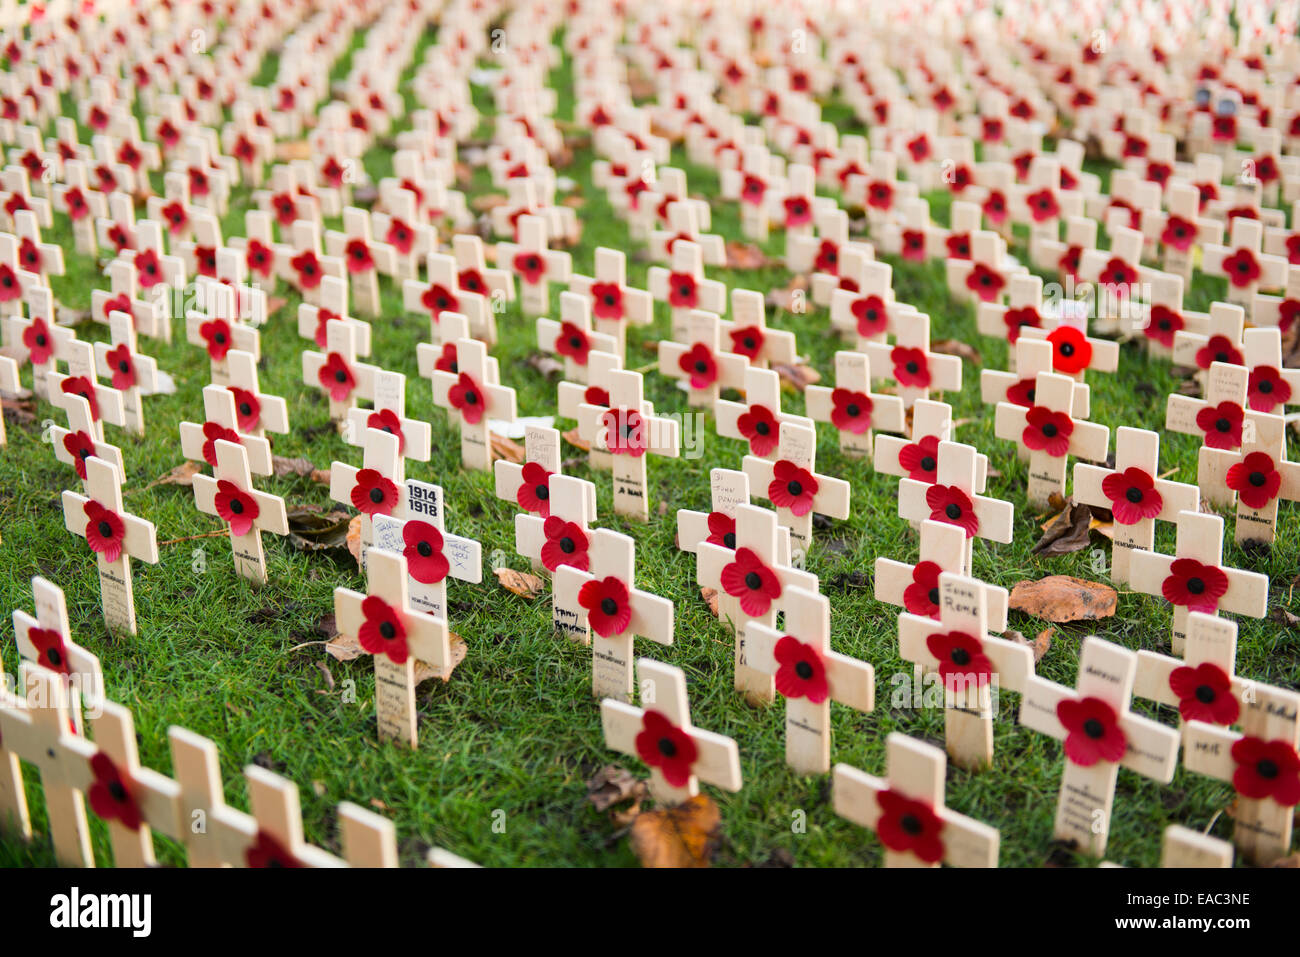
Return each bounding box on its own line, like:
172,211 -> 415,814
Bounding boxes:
875,519 -> 1009,631
898,570 -> 1033,769
1202,217 -> 1286,318
1135,611 -> 1247,729
495,423 -> 597,525
180,384 -> 274,477
1172,301 -> 1246,379
372,479 -> 482,622
286,219 -> 346,307
302,317 -> 378,424
577,368 -> 679,520
370,188 -> 431,281
334,547 -> 452,748
432,336 -> 518,471
600,658 -> 742,804
12,575 -> 104,731
515,472 -> 596,628
404,250 -> 495,346
1073,426 -> 1199,584
324,206 -> 398,316
648,199 -> 726,266
833,731 -> 999,867
554,528 -> 673,701
994,370 -> 1110,508
805,350 -> 906,459
498,213 -> 570,316
1129,510 -> 1268,654
94,308 -> 159,436
1076,226 -> 1151,332
1141,180 -> 1224,282
1018,636 -> 1180,857
193,439 -> 288,583
720,288 -> 796,369
676,467 -> 796,567
864,311 -> 962,410
657,308 -> 749,407
11,208 -> 64,285
345,369 -> 432,466
743,419 -> 850,554
225,349 -> 290,441
536,290 -> 618,383
330,428 -> 404,562
89,258 -> 165,341
696,503 -> 820,702
1029,213 -> 1097,282
47,339 -> 126,442
7,285 -> 72,399
186,281 -> 260,386
898,440 -> 1013,576
1241,326 -> 1300,416
1160,825 -> 1234,868
1165,360 -> 1249,465
52,158 -> 106,253
1200,405 -> 1299,545
715,365 -> 807,460
875,398 -> 987,491
945,230 -> 1015,306
567,245 -> 653,357
982,336 -> 1091,420
747,586 -> 874,774
234,764 -> 346,867
301,274 -> 372,355
51,393 -> 122,492
648,239 -> 727,341
452,233 -> 514,309
61,456 -> 158,635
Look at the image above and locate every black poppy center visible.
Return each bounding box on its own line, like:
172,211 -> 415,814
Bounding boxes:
950,647 -> 971,666
657,737 -> 677,758
464,391 -> 478,405
47,648 -> 63,666
535,485 -> 549,501
214,331 -> 226,344
945,503 -> 962,520
744,571 -> 762,590
1195,684 -> 1217,704
117,360 -> 130,374
846,403 -> 861,417
1249,471 -> 1267,487
568,336 -> 582,350
229,498 -> 244,514
1215,351 -> 1230,363
412,540 -> 432,558
334,369 -> 347,383
795,661 -> 814,680
1059,342 -> 1075,357
694,360 -> 708,373
905,361 -> 919,374
723,532 -> 736,549
239,402 -> 253,417
1215,418 -> 1231,433
1083,718 -> 1105,739
784,481 -> 802,499
1258,379 -> 1274,394
678,284 -> 691,297
920,455 -> 936,473
1125,487 -> 1144,504
97,520 -> 112,538
754,420 -> 770,435
109,781 -> 127,802
1187,577 -> 1205,595
559,537 -> 576,554
379,621 -> 396,640
900,814 -> 923,835
35,333 -> 46,346
368,487 -> 385,504
600,597 -> 618,616
1256,759 -> 1279,779
1041,423 -> 1058,438
1159,319 -> 1172,330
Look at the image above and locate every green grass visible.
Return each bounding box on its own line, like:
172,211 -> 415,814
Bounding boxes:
1,25 -> 1298,869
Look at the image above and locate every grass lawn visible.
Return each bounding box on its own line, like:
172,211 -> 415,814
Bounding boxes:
1,24 -> 1297,868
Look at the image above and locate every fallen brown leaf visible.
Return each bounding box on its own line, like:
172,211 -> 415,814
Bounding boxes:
561,194 -> 586,208
586,765 -> 647,813
1,394 -> 37,424
286,507 -> 353,551
144,461 -> 202,490
931,339 -> 982,365
490,432 -> 525,464
700,586 -> 719,617
774,363 -> 822,392
1033,501 -> 1095,556
346,515 -> 363,568
496,567 -> 546,598
325,631 -> 362,662
725,240 -> 773,270
562,427 -> 591,451
629,794 -> 722,868
526,353 -> 565,378
1009,575 -> 1117,622
272,455 -> 316,478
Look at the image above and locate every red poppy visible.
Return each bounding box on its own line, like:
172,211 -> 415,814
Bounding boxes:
1047,326 -> 1091,374
926,484 -> 978,538
1279,299 -> 1300,335
366,408 -> 406,454
229,388 -> 261,432
514,251 -> 546,285
769,460 -> 818,516
402,520 -> 450,584
1143,306 -> 1184,349
1212,114 -> 1238,143
926,630 -> 993,689
1230,737 -> 1300,806
1022,406 -> 1074,457
590,282 -> 624,320
784,196 -> 812,227
63,428 -> 98,480
1003,306 -> 1040,343
246,239 -> 274,278
891,346 -> 932,388
61,375 -> 99,421
1222,248 -> 1263,289
945,233 -> 971,260
358,594 -> 410,663
1195,401 -> 1243,450
1168,661 -> 1239,726
773,635 -> 829,703
318,352 -> 356,402
1162,558 -> 1229,613
541,516 -> 590,572
720,546 -> 782,617
1098,256 -> 1137,288
602,407 -> 647,457
199,318 -> 234,361
829,389 -> 874,435
26,625 -> 71,676
813,240 -> 840,273
101,293 -> 131,325
1195,334 -> 1244,370
728,325 -> 764,361
584,385 -> 610,406
290,250 -> 323,289
447,371 -> 487,424
420,284 -> 459,319
729,404 -> 776,457
63,186 -> 89,221
516,461 -> 553,516
634,710 -> 698,788
866,180 -> 894,211
578,576 -> 632,637
0,264 -> 21,303
88,752 -> 143,831
385,218 -> 415,255
1057,695 -> 1127,766
903,561 -> 943,618
852,295 -> 889,339
195,419 -> 239,465
344,239 -> 373,274
1101,467 -> 1163,525
1286,235 -> 1300,267
1246,365 -> 1291,413
901,230 -> 927,262
1226,451 -> 1282,510
1058,244 -> 1083,279
160,201 -> 187,234
875,788 -> 945,863
678,342 -> 718,389
271,192 -> 296,225
555,322 -> 591,365
1161,215 -> 1197,252
899,433 -> 941,483
350,469 -> 399,517
667,271 -> 698,308
706,511 -> 736,549
982,190 -> 1008,225
194,245 -> 217,278
740,174 -> 767,206
22,315 -> 54,364
906,134 -> 932,162
1146,161 -> 1172,186
83,499 -> 126,563
214,479 -> 260,536
965,262 -> 1005,302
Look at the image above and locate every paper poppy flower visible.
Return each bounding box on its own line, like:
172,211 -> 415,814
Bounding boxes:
22,315 -> 54,364
830,389 -> 875,435
1195,401 -> 1243,450
982,190 -> 1008,225
63,186 -> 90,220
229,388 -> 261,431
365,408 -> 406,455
88,752 -> 142,831
736,404 -> 779,456
28,626 -> 71,675
313,307 -> 340,347
1279,299 -> 1300,335
1287,236 -> 1300,268
18,236 -> 41,273
678,342 -> 718,389
1226,451 -> 1282,510
852,295 -> 889,339
1247,365 -> 1291,413
402,520 -> 450,584
1222,248 -> 1261,288
900,230 -> 927,262
516,461 -> 553,516
904,561 -> 943,618
1057,695 -> 1127,766
1144,306 -> 1184,349
63,429 -> 97,480
740,174 -> 766,206
784,195 -> 812,227
351,469 -> 399,517
1230,736 -> 1300,805
603,407 -> 647,456
513,251 -> 546,285
1058,244 -> 1083,279
866,180 -> 894,211
447,372 -> 487,424
927,630 -> 993,690
1024,188 -> 1060,224
384,218 -> 415,255
541,516 -> 590,572
555,321 -> 591,365
1098,256 -> 1137,288
899,434 -> 941,483
194,245 -> 217,278
667,270 -> 699,309
245,239 -> 274,278
773,635 -> 829,703
199,318 -> 233,360
1168,661 -> 1239,726
814,239 -> 840,273
1022,406 -> 1074,457
101,293 -> 131,325
945,233 -> 971,260
926,484 -> 979,538
728,325 -> 764,361
1101,467 -> 1163,525
634,710 -> 698,788
705,511 -> 736,549
198,421 -> 239,466
578,576 -> 632,637
965,263 -> 1005,302
891,347 -> 932,388
769,460 -> 819,516
344,239 -> 373,274
875,788 -> 944,863
160,201 -> 188,233
1161,215 -> 1197,252
1002,306 -> 1040,344
1047,326 -> 1091,374
434,342 -> 458,374
214,479 -> 260,536
0,264 -> 21,303
271,192 -> 296,225
720,546 -> 782,617
1195,334 -> 1244,370
358,594 -> 409,663
61,376 -> 100,422
318,352 -> 356,402
1162,558 -> 1229,613
590,282 -> 624,320
290,250 -> 323,290
584,385 -> 610,407
83,499 -> 126,563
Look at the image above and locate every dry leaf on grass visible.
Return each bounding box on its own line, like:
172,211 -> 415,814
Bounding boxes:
725,240 -> 773,270
144,461 -> 202,490
931,339 -> 982,365
272,455 -> 329,484
1010,627 -> 1054,663
325,631 -> 363,662
766,274 -> 809,312
470,193 -> 509,212
496,567 -> 546,598
774,363 -> 821,392
586,765 -> 647,813
286,507 -> 353,551
1,394 -> 37,424
562,427 -> 591,451
346,515 -> 363,568
1033,501 -> 1095,556
1009,575 -> 1117,622
629,794 -> 722,868
527,353 -> 565,378
490,432 -> 526,464
700,587 -> 719,617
